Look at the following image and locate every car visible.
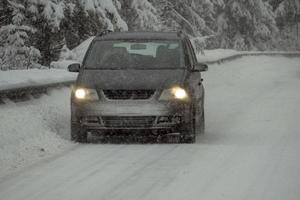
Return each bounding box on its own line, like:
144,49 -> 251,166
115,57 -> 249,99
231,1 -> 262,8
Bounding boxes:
68,31 -> 208,143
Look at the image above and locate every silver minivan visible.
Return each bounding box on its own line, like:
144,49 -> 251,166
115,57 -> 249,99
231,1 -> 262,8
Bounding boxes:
68,31 -> 207,143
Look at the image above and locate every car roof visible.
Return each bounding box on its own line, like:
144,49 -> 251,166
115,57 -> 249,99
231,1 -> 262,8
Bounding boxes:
94,31 -> 183,41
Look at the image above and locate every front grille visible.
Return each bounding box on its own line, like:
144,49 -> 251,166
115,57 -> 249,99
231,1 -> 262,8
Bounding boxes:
102,116 -> 156,128
103,90 -> 155,100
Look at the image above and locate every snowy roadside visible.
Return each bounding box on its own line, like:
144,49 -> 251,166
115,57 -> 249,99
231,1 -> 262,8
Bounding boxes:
0,88 -> 75,179
0,69 -> 77,91
0,37 -> 91,92
197,49 -> 300,63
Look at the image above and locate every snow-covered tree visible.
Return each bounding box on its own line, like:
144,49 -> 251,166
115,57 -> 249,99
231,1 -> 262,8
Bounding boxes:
61,0 -> 102,49
1,0 -> 300,69
120,0 -> 162,31
0,0 -> 13,26
216,0 -> 278,50
25,0 -> 66,65
273,0 -> 300,50
275,0 -> 300,28
26,0 -> 65,30
0,0 -> 40,70
152,0 -> 203,36
80,0 -> 128,31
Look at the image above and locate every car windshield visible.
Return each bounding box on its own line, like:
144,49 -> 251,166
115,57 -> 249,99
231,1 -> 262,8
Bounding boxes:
84,40 -> 183,69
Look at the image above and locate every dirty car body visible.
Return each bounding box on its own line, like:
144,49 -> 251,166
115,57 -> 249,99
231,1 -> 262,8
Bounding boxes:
68,32 -> 207,143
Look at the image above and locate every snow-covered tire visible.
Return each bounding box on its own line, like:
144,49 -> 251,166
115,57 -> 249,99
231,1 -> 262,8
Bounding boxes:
71,123 -> 88,143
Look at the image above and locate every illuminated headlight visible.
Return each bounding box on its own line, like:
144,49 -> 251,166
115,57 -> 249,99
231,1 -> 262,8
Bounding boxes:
160,87 -> 188,100
74,88 -> 98,100
172,87 -> 187,99
75,89 -> 86,99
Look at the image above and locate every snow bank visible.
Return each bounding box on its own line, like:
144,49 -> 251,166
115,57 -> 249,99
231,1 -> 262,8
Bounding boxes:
0,69 -> 77,91
197,49 -> 300,63
0,88 -> 75,178
197,49 -> 239,63
50,60 -> 80,70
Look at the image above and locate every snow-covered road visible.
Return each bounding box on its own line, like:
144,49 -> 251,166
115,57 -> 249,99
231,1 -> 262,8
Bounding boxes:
1,56 -> 300,200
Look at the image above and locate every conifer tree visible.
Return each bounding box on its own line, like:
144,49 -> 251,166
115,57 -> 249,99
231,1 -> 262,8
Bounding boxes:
273,0 -> 300,50
25,0 -> 65,65
120,0 -> 162,31
217,0 -> 278,50
0,0 -> 40,70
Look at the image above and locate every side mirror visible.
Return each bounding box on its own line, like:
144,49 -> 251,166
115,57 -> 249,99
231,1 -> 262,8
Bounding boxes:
68,63 -> 81,72
192,63 -> 208,72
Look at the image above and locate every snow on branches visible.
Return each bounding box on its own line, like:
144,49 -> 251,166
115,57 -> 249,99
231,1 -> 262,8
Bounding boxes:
0,0 -> 40,70
81,0 -> 128,31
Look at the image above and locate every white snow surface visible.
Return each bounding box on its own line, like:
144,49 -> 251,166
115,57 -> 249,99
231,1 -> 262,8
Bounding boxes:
0,69 -> 77,91
197,49 -> 300,63
50,60 -> 79,69
1,56 -> 300,200
0,88 -> 75,178
197,49 -> 239,62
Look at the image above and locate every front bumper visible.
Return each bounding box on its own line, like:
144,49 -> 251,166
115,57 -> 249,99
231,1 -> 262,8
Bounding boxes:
72,100 -> 191,130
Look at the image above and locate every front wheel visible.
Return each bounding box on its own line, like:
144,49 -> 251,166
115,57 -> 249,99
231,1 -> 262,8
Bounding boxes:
71,122 -> 88,143
195,107 -> 205,135
180,105 -> 196,143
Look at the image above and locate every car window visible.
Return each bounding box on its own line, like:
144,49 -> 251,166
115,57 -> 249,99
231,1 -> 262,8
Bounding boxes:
186,39 -> 198,65
84,40 -> 184,69
182,40 -> 192,68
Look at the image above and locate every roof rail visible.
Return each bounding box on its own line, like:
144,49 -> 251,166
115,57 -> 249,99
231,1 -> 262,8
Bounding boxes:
97,30 -> 113,37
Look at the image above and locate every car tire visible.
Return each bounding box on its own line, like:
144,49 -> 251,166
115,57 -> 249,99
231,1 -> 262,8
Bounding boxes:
71,122 -> 88,143
180,105 -> 196,144
194,99 -> 205,134
199,108 -> 205,134
197,106 -> 205,135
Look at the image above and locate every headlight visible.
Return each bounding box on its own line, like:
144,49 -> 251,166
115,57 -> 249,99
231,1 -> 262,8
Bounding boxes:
75,88 -> 86,99
74,88 -> 98,100
172,87 -> 187,99
159,87 -> 188,100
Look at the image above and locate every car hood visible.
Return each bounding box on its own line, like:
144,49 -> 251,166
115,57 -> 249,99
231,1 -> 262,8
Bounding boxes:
78,69 -> 187,89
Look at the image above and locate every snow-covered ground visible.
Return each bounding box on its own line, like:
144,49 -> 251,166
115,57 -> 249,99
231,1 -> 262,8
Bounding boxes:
0,56 -> 300,200
197,49 -> 300,63
197,49 -> 239,62
0,88 -> 75,178
2,37 -> 93,89
0,69 -> 76,91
